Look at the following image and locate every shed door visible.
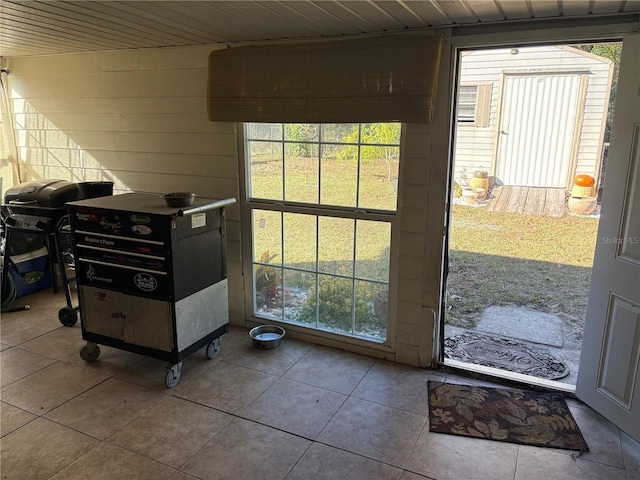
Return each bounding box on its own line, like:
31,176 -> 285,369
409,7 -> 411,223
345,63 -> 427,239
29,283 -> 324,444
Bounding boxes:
495,73 -> 582,188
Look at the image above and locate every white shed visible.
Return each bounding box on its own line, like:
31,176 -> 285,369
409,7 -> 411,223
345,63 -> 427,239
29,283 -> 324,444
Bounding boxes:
453,45 -> 613,189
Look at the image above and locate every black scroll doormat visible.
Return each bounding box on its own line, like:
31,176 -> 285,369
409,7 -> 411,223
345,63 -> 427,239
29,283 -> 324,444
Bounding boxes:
444,332 -> 569,380
428,381 -> 589,452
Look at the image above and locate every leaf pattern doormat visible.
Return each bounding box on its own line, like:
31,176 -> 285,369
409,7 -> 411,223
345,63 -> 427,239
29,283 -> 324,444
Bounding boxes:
428,381 -> 588,452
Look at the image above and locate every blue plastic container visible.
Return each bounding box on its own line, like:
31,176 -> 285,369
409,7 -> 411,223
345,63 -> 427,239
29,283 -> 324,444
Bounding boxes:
8,247 -> 51,297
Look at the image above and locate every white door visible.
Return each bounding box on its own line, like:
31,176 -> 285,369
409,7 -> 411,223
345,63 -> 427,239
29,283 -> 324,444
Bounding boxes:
576,34 -> 640,443
495,73 -> 581,187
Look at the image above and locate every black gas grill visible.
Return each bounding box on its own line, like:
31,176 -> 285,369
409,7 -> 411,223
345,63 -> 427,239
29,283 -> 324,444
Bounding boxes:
1,180 -> 81,303
2,179 -> 115,317
3,179 -> 80,235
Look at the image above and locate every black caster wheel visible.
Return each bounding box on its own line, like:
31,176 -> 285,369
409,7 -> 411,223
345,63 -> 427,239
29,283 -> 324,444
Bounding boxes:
206,337 -> 221,359
165,362 -> 182,388
80,343 -> 100,362
59,306 -> 78,327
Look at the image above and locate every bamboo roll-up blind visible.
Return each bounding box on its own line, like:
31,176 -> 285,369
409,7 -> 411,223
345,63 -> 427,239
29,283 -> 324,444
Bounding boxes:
207,34 -> 442,123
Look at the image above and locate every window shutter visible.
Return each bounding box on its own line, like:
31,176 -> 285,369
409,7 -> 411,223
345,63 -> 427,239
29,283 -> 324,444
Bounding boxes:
207,34 -> 442,123
475,84 -> 492,128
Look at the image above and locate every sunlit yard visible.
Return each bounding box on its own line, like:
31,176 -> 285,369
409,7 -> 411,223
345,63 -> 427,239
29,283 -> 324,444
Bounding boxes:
446,204 -> 599,329
251,145 -> 600,339
249,138 -> 601,339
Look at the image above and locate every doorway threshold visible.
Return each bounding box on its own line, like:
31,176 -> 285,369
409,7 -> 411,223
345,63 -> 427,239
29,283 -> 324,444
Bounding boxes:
442,358 -> 576,394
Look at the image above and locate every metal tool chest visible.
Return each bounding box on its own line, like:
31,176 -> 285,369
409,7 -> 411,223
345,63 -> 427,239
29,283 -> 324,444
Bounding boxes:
67,193 -> 236,387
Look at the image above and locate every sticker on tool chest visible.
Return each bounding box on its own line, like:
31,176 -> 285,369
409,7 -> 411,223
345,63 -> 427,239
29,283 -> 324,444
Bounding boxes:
77,260 -> 170,299
134,273 -> 158,292
191,213 -> 206,229
94,290 -> 111,302
76,234 -> 166,257
85,264 -> 114,285
71,207 -> 168,241
99,217 -> 123,234
75,212 -> 99,223
132,224 -> 152,235
130,214 -> 151,224
76,246 -> 166,271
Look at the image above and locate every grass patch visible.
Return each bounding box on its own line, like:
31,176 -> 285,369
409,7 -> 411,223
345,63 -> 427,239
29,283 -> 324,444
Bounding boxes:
250,154 -> 397,339
250,151 -> 599,336
446,204 -> 599,329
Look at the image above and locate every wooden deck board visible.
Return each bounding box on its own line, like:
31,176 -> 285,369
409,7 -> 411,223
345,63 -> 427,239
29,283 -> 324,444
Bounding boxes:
490,186 -> 512,212
485,186 -> 566,217
485,187 -> 503,212
504,186 -> 528,213
523,188 -> 547,215
544,188 -> 567,217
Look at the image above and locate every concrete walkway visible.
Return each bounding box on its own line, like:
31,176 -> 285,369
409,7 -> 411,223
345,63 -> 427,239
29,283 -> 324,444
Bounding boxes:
445,305 -> 582,385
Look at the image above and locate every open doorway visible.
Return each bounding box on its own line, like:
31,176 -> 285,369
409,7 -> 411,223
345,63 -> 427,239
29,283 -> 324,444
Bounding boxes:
443,42 -> 621,388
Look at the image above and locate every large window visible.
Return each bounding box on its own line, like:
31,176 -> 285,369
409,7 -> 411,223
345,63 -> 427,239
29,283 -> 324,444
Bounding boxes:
246,123 -> 399,341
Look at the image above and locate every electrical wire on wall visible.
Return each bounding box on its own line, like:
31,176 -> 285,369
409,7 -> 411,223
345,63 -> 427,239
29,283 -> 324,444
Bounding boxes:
0,66 -> 22,186
0,65 -> 23,312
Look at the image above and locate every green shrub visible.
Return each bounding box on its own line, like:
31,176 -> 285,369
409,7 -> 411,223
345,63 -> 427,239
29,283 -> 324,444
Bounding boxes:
298,276 -> 384,333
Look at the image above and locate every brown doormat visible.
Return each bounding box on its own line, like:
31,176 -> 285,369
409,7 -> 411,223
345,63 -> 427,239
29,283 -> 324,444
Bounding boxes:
444,332 -> 569,380
428,381 -> 589,452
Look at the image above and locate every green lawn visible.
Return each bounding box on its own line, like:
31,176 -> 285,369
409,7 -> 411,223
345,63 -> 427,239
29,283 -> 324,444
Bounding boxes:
250,154 -> 397,339
249,153 -> 600,336
250,153 -> 399,211
446,204 -> 599,329
251,155 -> 396,276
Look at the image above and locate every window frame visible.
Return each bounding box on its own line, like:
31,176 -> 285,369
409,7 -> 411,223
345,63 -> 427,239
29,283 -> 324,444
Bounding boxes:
240,122 -> 400,344
457,84 -> 479,123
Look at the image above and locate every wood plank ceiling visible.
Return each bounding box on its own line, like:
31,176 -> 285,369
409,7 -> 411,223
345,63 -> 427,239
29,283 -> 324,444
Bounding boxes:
1,0 -> 640,58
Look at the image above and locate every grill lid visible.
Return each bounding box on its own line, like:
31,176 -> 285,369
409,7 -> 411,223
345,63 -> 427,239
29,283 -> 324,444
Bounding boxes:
3,179 -> 80,208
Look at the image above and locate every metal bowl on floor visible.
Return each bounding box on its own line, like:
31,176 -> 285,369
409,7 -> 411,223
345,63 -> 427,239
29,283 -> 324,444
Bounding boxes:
249,325 -> 286,350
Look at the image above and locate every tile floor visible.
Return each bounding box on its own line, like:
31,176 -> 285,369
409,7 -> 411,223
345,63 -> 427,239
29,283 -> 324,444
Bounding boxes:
1,289 -> 639,480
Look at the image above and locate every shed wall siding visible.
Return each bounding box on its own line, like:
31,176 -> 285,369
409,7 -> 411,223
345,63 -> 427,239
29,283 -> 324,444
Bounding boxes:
454,45 -> 611,187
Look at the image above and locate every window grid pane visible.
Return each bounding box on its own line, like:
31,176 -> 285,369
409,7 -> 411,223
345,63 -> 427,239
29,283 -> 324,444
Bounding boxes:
284,143 -> 320,204
249,140 -> 284,200
458,85 -> 477,122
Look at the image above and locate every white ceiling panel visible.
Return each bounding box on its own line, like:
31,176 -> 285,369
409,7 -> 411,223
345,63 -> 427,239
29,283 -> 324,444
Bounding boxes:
562,1 -> 592,16
592,0 -> 625,14
437,0 -> 483,24
279,2 -> 365,35
528,0 -> 562,18
397,1 -> 454,26
0,0 -> 638,58
497,1 -> 534,20
463,1 -> 507,23
356,1 -> 430,29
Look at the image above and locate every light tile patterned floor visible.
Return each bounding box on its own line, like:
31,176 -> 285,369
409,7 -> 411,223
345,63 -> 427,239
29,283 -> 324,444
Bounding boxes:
1,290 -> 639,480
